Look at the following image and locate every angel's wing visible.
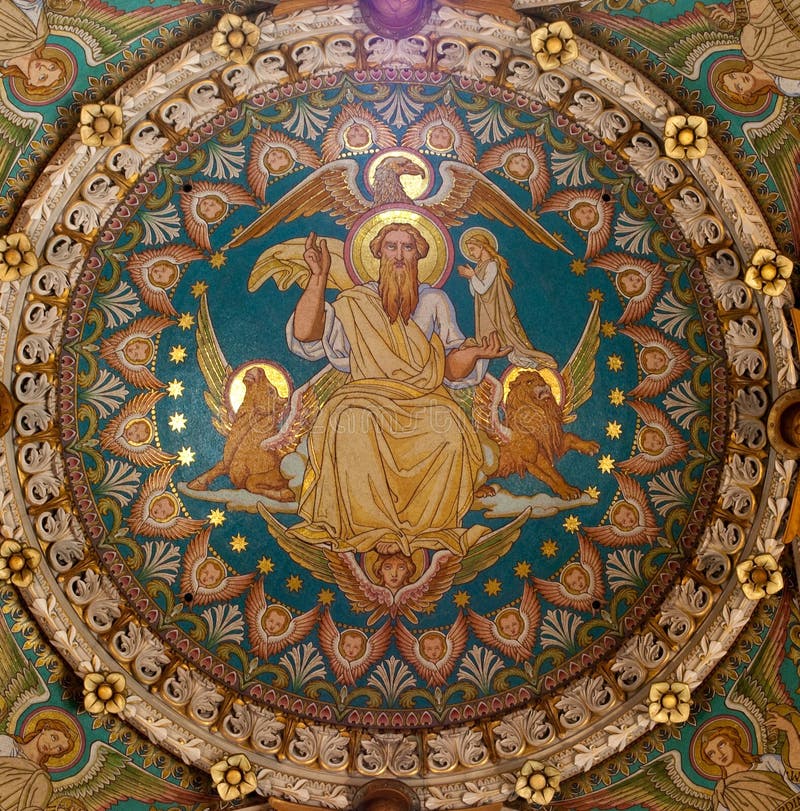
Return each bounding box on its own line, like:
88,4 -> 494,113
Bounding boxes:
196,293 -> 233,437
47,0 -> 210,65
453,508 -> 531,585
424,162 -> 568,253
52,741 -> 214,809
325,551 -> 394,624
99,390 -> 174,468
0,616 -> 49,734
394,613 -> 468,686
469,374 -> 510,444
560,301 -> 600,423
227,160 -> 370,248
318,610 -> 392,684
576,7 -> 737,78
394,550 -> 463,624
549,749 -> 712,810
477,135 -> 550,208
0,92 -> 38,194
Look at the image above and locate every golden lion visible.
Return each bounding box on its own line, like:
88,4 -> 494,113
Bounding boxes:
497,370 -> 599,500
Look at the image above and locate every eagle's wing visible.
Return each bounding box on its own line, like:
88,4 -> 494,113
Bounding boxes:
560,301 -> 600,423
196,292 -> 233,437
424,162 -> 569,253
226,160 -> 370,248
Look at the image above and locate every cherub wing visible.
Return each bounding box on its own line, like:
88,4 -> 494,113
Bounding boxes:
262,366 -> 349,457
128,465 -> 205,540
248,127 -> 322,200
424,162 -> 569,253
394,613 -> 468,687
539,189 -> 614,259
560,301 -> 600,423
196,292 -> 233,437
576,7 -> 737,78
179,527 -> 255,606
533,533 -> 604,612
549,750 -> 712,810
584,472 -> 659,547
0,95 -> 38,193
127,245 -> 202,315
622,324 -> 691,398
227,160 -> 370,248
591,253 -> 667,324
393,550 -> 463,624
47,0 -> 206,64
323,103 -> 397,162
618,401 -> 688,476
325,551 -> 394,624
318,610 -> 392,684
52,741 -> 214,809
98,315 -> 172,390
180,181 -> 258,251
245,584 -> 319,658
0,614 -> 49,733
99,390 -> 174,467
401,104 -> 476,164
257,505 -> 337,585
453,508 -> 531,585
477,134 -> 550,208
248,237 -> 352,294
467,582 -> 539,662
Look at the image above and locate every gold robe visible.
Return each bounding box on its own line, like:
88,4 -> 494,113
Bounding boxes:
741,0 -> 800,80
291,285 -> 487,555
0,0 -> 49,61
712,762 -> 798,811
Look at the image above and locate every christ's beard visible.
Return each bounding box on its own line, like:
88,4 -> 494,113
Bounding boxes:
378,255 -> 419,324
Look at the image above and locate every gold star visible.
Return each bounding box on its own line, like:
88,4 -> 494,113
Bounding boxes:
606,420 -> 622,439
598,454 -> 615,473
570,259 -> 587,276
609,388 -> 625,406
453,591 -> 470,607
169,345 -> 187,363
230,533 -> 247,552
191,280 -> 209,298
286,574 -> 303,592
563,515 -> 581,533
177,446 -> 195,466
167,379 -> 184,398
541,539 -> 559,558
588,289 -> 605,303
318,588 -> 335,605
177,313 -> 195,330
586,485 -> 600,499
484,578 -> 502,596
169,413 -> 187,432
257,557 -> 274,574
208,508 -> 226,526
209,251 -> 227,269
514,561 -> 531,578
601,321 -> 617,338
607,355 -> 623,372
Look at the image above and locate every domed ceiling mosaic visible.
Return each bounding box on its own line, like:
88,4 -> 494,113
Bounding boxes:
2,0 -> 800,808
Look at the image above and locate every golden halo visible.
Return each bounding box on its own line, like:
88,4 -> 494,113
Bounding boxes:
501,366 -> 563,406
347,207 -> 453,288
20,707 -> 84,772
459,227 -> 497,257
228,361 -> 292,414
690,716 -> 752,780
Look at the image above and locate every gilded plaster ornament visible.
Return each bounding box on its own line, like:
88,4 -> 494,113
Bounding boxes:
0,233 -> 38,282
212,14 -> 262,65
83,671 -> 127,715
79,103 -> 124,148
647,681 -> 691,724
663,115 -> 709,160
210,753 -> 259,801
0,537 -> 41,588
514,760 -> 560,805
736,553 -> 784,600
744,248 -> 794,297
530,21 -> 578,71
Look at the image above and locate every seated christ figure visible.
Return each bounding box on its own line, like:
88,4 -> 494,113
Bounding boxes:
286,222 -> 508,557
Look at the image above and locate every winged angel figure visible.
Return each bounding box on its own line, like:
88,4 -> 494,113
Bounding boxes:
548,592 -> 800,810
0,615 -> 212,811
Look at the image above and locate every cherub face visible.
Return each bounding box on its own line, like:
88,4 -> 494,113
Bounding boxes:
196,558 -> 225,588
640,346 -> 669,375
149,260 -> 179,288
149,493 -> 179,522
262,605 -> 290,635
123,418 -> 152,446
426,124 -> 455,151
420,631 -> 446,662
264,147 -> 293,175
124,337 -> 154,365
569,201 -> 599,231
611,501 -> 638,532
377,553 -> 413,590
617,268 -> 645,297
196,194 -> 226,223
638,426 -> 667,456
497,609 -> 523,639
562,564 -> 590,595
339,630 -> 367,661
344,123 -> 371,149
505,152 -> 533,181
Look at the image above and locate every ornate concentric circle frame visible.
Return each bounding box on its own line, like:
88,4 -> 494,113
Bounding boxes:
4,3 -> 796,806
